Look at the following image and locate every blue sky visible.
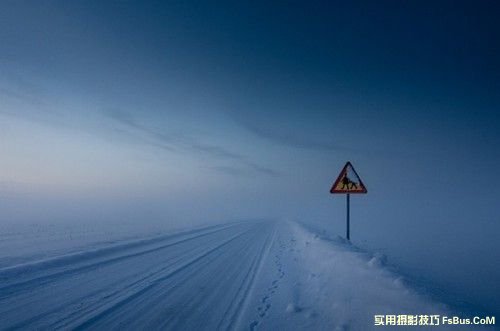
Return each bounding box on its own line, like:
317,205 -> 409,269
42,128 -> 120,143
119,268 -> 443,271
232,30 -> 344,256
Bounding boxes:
1,1 -> 500,314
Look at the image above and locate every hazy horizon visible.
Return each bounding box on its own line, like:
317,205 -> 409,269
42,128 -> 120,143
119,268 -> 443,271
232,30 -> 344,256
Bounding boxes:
1,1 -> 499,316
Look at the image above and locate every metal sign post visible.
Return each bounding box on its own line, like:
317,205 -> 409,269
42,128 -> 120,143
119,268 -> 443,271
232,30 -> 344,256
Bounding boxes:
330,161 -> 367,241
346,193 -> 350,240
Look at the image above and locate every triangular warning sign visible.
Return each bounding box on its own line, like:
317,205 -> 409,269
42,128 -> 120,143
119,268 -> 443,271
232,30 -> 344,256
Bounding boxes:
330,162 -> 367,194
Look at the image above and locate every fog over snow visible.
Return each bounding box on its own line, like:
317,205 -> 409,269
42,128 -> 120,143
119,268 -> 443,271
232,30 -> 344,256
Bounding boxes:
1,1 -> 499,329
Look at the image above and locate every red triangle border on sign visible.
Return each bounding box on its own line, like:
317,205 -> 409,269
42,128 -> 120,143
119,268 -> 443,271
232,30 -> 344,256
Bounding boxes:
330,161 -> 367,194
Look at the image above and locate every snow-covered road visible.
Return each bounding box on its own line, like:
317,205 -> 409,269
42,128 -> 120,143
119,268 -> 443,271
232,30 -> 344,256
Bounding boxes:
0,221 -> 485,330
0,222 -> 276,330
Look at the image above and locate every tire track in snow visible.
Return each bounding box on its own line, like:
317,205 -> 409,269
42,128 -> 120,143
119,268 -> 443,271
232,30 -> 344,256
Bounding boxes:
0,223 -> 256,330
78,222 -> 276,331
249,235 -> 288,330
219,222 -> 277,330
0,223 -> 241,298
71,225 -> 258,330
151,224 -> 271,331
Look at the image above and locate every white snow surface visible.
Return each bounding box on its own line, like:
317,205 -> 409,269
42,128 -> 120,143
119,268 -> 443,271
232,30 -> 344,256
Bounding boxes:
0,221 -> 488,330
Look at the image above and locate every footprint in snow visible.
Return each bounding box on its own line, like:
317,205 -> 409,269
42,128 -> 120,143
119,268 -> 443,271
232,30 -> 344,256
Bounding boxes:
285,303 -> 303,313
250,321 -> 258,330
